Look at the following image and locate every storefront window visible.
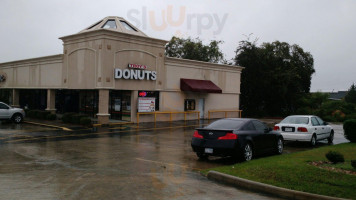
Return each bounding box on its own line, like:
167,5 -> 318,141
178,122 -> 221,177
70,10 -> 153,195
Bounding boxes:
19,89 -> 47,110
184,99 -> 196,111
0,89 -> 12,105
138,91 -> 159,111
79,90 -> 98,117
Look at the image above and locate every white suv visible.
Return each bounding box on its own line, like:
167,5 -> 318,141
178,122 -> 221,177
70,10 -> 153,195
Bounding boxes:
0,102 -> 25,123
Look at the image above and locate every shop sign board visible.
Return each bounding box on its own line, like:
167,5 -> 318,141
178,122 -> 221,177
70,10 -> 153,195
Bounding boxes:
115,63 -> 156,80
138,97 -> 155,112
128,64 -> 147,70
0,74 -> 6,82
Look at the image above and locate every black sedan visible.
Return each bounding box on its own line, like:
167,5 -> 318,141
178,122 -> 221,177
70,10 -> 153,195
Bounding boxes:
191,118 -> 284,161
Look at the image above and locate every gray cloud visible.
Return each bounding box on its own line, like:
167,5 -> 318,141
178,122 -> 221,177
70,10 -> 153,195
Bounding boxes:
0,0 -> 355,91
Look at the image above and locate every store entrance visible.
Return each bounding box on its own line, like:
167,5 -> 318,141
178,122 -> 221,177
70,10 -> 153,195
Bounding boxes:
109,90 -> 131,121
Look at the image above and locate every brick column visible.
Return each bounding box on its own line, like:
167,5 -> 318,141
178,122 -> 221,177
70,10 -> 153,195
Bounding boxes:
131,90 -> 138,122
11,89 -> 20,107
45,89 -> 56,114
97,89 -> 110,124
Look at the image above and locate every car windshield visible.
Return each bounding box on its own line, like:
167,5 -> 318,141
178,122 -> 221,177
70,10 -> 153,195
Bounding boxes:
206,119 -> 245,130
280,116 -> 309,124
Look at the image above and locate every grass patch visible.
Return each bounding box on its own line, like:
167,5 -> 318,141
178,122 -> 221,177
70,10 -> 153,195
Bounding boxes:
203,143 -> 356,199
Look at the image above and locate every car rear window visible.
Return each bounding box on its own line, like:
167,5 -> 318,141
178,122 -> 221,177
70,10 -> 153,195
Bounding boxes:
206,119 -> 245,130
280,116 -> 309,124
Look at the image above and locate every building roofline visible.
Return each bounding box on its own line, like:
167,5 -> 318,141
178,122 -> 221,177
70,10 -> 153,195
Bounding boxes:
60,29 -> 168,45
0,54 -> 63,66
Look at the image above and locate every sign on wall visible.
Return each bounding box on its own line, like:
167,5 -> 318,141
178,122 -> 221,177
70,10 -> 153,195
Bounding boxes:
0,74 -> 6,83
115,63 -> 156,81
138,97 -> 156,112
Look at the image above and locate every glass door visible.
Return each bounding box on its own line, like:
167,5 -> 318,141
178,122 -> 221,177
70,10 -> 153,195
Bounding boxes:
109,90 -> 131,121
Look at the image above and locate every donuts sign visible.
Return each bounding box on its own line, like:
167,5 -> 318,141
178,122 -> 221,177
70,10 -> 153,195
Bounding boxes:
114,64 -> 157,81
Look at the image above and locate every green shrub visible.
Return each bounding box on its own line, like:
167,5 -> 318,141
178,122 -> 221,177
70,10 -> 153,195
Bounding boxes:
46,113 -> 57,120
80,117 -> 92,126
62,112 -> 76,123
345,113 -> 356,121
26,110 -> 37,118
332,110 -> 346,122
351,160 -> 356,169
36,111 -> 51,119
325,151 -> 345,164
24,109 -> 30,115
322,116 -> 336,123
343,119 -> 356,143
71,114 -> 88,124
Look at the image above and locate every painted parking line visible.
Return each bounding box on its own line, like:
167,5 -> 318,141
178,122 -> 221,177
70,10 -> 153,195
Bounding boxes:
93,122 -> 134,127
136,158 -> 202,171
24,121 -> 73,131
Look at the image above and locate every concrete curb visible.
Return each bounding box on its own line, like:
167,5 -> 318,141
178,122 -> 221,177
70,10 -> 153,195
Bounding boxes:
207,171 -> 348,200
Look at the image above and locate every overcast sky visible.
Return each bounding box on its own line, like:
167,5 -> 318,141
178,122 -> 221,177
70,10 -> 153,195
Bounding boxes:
0,0 -> 355,92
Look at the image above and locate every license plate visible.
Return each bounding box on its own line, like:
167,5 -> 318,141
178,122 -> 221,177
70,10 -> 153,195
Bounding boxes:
285,128 -> 293,132
205,148 -> 213,154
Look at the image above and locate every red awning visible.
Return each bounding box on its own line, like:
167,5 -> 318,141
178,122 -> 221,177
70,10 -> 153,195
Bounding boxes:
180,78 -> 222,93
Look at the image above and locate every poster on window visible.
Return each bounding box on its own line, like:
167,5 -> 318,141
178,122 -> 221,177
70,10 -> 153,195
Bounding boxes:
138,97 -> 155,112
114,99 -> 121,111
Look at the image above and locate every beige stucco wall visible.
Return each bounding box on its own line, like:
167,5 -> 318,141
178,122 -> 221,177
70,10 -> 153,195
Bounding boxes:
136,91 -> 241,122
136,58 -> 243,122
164,57 -> 241,94
0,55 -> 63,89
61,30 -> 166,91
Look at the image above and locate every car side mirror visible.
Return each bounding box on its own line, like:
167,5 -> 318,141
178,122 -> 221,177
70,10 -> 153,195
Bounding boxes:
324,122 -> 328,125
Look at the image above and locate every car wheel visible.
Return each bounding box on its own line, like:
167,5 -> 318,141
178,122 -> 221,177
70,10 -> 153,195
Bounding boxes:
328,131 -> 334,144
242,143 -> 253,161
276,138 -> 283,154
311,135 -> 317,147
12,113 -> 23,124
196,152 -> 208,160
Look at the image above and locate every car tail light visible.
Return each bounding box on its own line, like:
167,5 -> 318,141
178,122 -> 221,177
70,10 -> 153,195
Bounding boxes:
218,133 -> 238,140
193,130 -> 203,139
273,126 -> 280,131
297,127 -> 308,132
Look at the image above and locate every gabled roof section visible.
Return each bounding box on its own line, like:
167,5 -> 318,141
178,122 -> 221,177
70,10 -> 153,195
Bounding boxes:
79,16 -> 147,37
329,91 -> 348,100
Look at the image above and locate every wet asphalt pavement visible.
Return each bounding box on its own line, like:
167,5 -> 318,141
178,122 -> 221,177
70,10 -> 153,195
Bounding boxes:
0,120 -> 348,200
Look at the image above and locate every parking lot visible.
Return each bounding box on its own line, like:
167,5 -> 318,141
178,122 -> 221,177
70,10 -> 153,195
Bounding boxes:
0,120 -> 348,199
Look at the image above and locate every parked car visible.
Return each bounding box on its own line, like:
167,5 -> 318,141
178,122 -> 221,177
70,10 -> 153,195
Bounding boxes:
0,102 -> 25,123
191,118 -> 284,161
273,115 -> 334,146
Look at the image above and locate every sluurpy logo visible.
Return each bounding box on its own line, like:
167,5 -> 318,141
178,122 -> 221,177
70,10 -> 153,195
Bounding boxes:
127,5 -> 228,35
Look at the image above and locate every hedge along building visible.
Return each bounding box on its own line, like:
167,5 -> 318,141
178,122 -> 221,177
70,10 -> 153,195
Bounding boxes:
0,16 -> 243,124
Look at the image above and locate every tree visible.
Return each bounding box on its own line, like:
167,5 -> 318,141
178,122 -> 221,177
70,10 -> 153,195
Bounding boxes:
234,39 -> 315,117
345,83 -> 356,104
165,36 -> 225,63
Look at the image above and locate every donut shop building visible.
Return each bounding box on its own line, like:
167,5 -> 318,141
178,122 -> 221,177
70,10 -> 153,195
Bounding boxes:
0,17 -> 243,124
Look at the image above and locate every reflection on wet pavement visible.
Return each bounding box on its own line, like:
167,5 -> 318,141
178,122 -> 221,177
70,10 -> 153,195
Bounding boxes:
0,120 -> 348,199
0,120 -> 286,200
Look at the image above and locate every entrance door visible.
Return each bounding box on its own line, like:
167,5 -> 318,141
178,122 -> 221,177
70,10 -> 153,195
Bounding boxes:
109,91 -> 131,121
198,98 -> 204,119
